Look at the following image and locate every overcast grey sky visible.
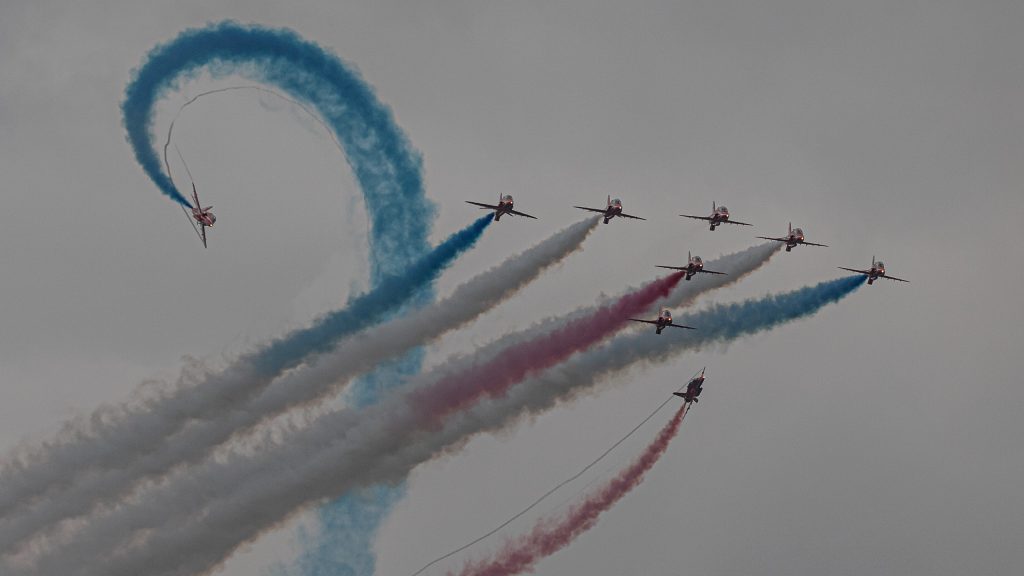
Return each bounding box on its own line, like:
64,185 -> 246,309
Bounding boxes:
1,1 -> 1022,575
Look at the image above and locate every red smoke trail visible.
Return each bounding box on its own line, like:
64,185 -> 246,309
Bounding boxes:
451,404 -> 688,576
410,272 -> 685,423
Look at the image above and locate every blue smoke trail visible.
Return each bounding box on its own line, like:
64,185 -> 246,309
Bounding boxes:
282,277 -> 868,576
123,22 -> 443,575
123,21 -> 434,281
253,214 -> 491,375
677,275 -> 867,341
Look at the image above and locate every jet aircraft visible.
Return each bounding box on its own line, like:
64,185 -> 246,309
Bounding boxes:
630,308 -> 695,334
680,201 -> 752,231
757,222 -> 828,252
190,183 -> 216,248
673,367 -> 706,403
466,194 -> 538,221
657,251 -> 727,281
838,256 -> 909,285
573,196 -> 647,224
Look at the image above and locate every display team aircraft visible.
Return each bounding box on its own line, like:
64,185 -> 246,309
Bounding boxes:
466,194 -> 538,221
673,367 -> 706,403
573,196 -> 647,224
838,256 -> 909,285
630,308 -> 695,334
680,201 -> 752,231
757,222 -> 828,252
190,184 -> 216,248
657,251 -> 727,281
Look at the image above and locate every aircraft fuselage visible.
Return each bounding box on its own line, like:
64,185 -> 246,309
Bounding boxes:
708,211 -> 729,230
654,312 -> 675,334
684,260 -> 703,280
783,233 -> 804,251
493,201 -> 514,221
192,208 -> 215,228
865,266 -> 885,284
603,205 -> 623,224
676,377 -> 705,402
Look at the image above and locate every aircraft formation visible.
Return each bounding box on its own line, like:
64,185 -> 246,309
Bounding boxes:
460,194 -> 908,285
188,189 -> 906,337
85,23 -> 915,576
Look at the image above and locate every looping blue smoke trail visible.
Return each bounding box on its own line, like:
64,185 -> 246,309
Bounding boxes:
122,20 -> 434,281
122,22 -> 444,575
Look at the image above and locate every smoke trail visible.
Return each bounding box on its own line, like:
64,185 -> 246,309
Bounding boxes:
1,19 -> 439,518
408,271 -> 685,424
411,374 -> 696,576
282,245 -> 776,576
123,23 -> 435,575
12,247 -> 768,574
281,218 -> 599,576
65,276 -> 859,576
122,21 -> 437,273
20,273 -> 683,576
453,405 -> 687,576
0,218 -> 600,555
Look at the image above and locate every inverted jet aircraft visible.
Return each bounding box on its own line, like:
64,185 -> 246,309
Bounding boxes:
466,194 -> 538,221
673,367 -> 706,403
757,222 -> 828,252
680,201 -> 752,231
838,256 -> 909,285
573,196 -> 646,224
630,308 -> 695,334
190,184 -> 216,248
657,251 -> 727,281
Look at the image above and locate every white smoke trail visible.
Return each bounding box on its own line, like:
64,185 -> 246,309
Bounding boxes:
0,213 -> 495,523
14,245 -> 778,576
0,219 -> 598,557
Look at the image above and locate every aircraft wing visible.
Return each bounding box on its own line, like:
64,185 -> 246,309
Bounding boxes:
679,214 -> 713,222
801,240 -> 829,247
509,209 -> 539,219
655,265 -> 689,271
720,219 -> 753,226
618,212 -> 647,221
629,318 -> 659,325
573,206 -> 607,214
881,274 -> 910,283
669,323 -> 696,330
466,200 -> 500,210
838,267 -> 871,276
699,269 -> 727,276
756,236 -> 788,243
199,223 -> 208,249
